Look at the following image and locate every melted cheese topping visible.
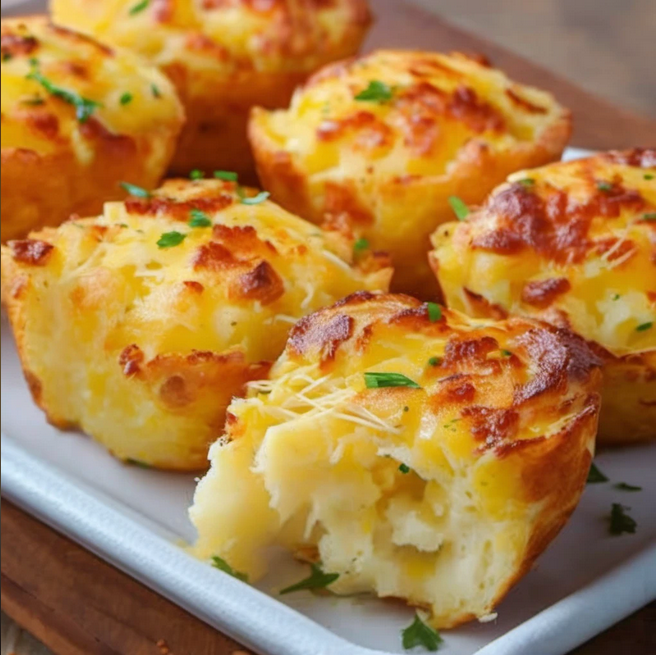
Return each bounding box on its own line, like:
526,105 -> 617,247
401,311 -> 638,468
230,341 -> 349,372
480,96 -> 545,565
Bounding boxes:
1,17 -> 183,161
256,50 -> 568,179
431,149 -> 656,356
51,0 -> 371,75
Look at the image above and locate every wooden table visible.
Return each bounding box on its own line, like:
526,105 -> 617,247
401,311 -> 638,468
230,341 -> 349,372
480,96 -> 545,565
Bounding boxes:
3,1 -> 656,653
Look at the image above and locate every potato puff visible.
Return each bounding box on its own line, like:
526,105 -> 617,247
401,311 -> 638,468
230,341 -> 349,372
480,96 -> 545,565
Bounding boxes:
1,179 -> 391,469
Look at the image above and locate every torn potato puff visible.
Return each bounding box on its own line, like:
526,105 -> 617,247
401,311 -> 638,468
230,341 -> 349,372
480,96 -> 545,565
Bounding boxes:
0,180 -> 391,470
190,292 -> 601,627
249,49 -> 571,297
51,0 -> 372,177
1,17 -> 184,242
430,148 -> 656,444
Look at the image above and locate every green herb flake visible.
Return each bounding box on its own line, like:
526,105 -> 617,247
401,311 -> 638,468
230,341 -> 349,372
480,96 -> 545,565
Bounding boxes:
364,372 -> 421,389
641,213 -> 656,221
156,231 -> 186,249
211,555 -> 248,582
354,80 -> 393,102
500,349 -> 513,357
129,0 -> 149,15
120,181 -> 151,198
353,237 -> 370,255
517,178 -> 535,187
586,462 -> 608,484
636,322 -> 653,332
401,614 -> 443,652
399,463 -> 411,474
448,196 -> 469,221
614,482 -> 642,492
597,180 -> 613,192
189,169 -> 205,180
21,96 -> 45,106
428,356 -> 442,367
2,52 -> 12,62
189,209 -> 212,228
119,92 -> 133,106
26,60 -> 102,123
279,562 -> 339,595
427,302 -> 442,323
403,406 -> 410,412
151,83 -> 161,98
239,189 -> 270,205
608,503 -> 637,535
125,457 -> 151,469
611,293 -> 621,301
644,174 -> 654,180
214,170 -> 238,182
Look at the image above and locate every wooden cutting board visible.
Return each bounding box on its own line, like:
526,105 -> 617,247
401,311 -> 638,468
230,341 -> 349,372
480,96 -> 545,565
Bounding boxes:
2,1 -> 655,654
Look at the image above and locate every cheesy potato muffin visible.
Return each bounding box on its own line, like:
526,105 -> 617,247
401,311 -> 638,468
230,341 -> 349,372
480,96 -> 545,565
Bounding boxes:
1,179 -> 391,469
51,0 -> 372,177
430,149 -> 656,444
1,17 -> 184,243
191,292 -> 601,627
249,49 -> 571,296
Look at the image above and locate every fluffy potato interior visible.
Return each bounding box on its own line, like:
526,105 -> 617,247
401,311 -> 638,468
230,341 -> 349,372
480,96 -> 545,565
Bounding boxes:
1,180 -> 390,469
430,149 -> 656,442
191,293 -> 601,626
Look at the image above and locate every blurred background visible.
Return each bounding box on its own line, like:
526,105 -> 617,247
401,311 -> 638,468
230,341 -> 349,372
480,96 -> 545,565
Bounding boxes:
410,0 -> 655,116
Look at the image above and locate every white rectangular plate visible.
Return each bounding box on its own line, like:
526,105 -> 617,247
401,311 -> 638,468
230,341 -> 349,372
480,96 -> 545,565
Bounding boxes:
1,74 -> 655,654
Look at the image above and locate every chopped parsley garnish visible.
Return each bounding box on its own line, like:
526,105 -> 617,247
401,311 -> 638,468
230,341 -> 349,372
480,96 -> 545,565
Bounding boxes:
500,349 -> 513,357
448,196 -> 469,220
642,213 -> 656,221
401,614 -> 443,652
403,406 -> 410,412
120,181 -> 151,198
125,457 -> 151,468
22,96 -> 45,106
636,322 -> 653,332
189,209 -> 212,227
443,418 -> 461,432
353,237 -> 370,255
119,92 -> 133,105
211,555 -> 248,582
189,169 -> 204,180
239,189 -> 270,205
151,83 -> 161,98
597,180 -> 613,192
586,462 -> 608,484
214,170 -> 238,182
644,174 -> 654,180
364,372 -> 421,389
608,503 -> 637,535
428,356 -> 442,367
399,463 -> 411,474
2,52 -> 12,62
26,60 -> 101,123
517,178 -> 535,187
611,293 -> 621,301
279,562 -> 339,595
129,0 -> 149,15
156,231 -> 186,248
427,302 -> 442,322
354,80 -> 393,102
614,482 -> 642,492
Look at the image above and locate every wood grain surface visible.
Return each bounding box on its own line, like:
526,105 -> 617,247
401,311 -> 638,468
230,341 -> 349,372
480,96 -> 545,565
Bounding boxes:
2,0 -> 655,653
